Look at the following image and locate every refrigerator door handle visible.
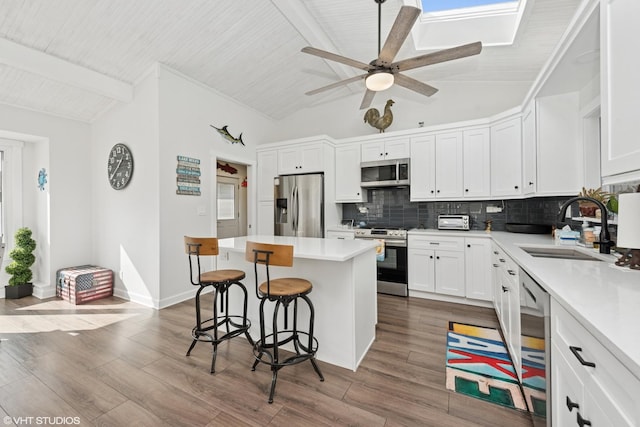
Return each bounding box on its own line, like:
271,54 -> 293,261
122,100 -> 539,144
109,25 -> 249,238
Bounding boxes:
292,185 -> 299,234
395,161 -> 399,183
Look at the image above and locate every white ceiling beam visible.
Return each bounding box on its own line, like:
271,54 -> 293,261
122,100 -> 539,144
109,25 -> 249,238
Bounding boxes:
270,0 -> 360,94
0,37 -> 133,103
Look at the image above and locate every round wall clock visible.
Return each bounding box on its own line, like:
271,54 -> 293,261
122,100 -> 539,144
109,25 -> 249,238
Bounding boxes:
107,143 -> 134,190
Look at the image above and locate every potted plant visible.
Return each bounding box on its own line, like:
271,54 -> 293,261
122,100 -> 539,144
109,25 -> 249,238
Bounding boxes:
578,187 -> 612,217
4,227 -> 36,299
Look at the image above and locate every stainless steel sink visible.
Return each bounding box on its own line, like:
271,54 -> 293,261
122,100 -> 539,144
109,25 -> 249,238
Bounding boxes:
519,245 -> 605,261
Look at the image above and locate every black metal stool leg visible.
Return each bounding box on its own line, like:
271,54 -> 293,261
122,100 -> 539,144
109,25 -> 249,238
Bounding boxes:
268,368 -> 278,404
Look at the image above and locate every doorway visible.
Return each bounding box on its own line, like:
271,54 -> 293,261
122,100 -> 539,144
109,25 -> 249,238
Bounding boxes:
216,160 -> 248,239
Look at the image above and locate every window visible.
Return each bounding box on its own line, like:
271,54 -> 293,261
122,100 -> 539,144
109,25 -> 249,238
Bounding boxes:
421,0 -> 515,13
217,182 -> 236,220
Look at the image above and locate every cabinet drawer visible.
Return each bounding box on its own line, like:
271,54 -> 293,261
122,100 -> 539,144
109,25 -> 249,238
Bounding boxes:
326,230 -> 355,240
552,300 -> 640,423
408,235 -> 463,251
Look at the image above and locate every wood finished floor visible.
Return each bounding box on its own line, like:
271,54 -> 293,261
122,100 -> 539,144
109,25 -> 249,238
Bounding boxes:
0,294 -> 533,427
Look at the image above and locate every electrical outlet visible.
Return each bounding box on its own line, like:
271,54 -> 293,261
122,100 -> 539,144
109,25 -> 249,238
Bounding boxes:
486,206 -> 503,213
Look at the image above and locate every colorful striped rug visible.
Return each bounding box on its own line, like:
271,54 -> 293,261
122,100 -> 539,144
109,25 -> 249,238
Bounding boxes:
445,321 -> 546,417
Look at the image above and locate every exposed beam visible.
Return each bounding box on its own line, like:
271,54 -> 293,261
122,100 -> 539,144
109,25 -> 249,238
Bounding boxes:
0,37 -> 133,103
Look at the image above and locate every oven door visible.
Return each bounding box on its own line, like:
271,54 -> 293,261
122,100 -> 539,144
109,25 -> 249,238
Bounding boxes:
376,240 -> 408,296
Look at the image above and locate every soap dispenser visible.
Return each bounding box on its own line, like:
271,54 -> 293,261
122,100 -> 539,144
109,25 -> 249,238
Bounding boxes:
580,220 -> 595,247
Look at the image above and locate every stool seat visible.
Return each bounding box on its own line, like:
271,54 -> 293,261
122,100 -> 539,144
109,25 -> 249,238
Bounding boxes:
201,269 -> 245,283
259,278 -> 312,297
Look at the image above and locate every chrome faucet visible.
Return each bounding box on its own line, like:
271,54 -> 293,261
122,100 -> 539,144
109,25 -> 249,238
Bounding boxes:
558,197 -> 614,254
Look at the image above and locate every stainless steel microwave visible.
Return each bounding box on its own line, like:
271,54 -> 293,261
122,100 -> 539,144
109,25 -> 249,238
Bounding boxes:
437,214 -> 470,230
360,158 -> 410,188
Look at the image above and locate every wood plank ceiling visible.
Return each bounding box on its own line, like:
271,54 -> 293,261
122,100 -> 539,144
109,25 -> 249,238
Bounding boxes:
0,0 -> 583,123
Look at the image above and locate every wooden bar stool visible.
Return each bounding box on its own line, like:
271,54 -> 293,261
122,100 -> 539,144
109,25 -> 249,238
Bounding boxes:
184,236 -> 253,373
245,241 -> 324,403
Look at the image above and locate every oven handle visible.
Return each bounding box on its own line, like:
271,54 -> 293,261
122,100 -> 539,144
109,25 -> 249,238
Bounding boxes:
356,238 -> 407,247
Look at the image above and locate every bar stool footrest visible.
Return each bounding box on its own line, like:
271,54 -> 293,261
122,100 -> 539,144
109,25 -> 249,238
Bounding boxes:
252,331 -> 319,368
190,315 -> 251,345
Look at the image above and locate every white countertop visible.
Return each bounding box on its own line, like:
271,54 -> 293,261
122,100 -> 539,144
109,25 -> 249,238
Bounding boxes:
408,228 -> 640,379
218,235 -> 378,262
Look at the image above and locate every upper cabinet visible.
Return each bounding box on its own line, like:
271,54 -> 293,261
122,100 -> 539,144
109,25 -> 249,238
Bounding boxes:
256,149 -> 278,201
601,0 -> 640,180
462,128 -> 491,198
490,116 -> 522,197
335,143 -> 367,203
278,142 -> 324,175
361,137 -> 410,162
535,93 -> 582,195
521,102 -> 537,195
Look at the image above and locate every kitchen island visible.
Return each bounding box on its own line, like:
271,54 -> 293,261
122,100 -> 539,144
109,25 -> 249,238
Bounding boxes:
217,235 -> 379,371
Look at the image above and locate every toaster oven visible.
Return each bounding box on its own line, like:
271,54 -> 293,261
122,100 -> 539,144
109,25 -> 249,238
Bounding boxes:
437,214 -> 470,230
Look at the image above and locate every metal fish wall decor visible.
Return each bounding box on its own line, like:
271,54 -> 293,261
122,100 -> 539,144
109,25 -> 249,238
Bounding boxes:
210,125 -> 245,146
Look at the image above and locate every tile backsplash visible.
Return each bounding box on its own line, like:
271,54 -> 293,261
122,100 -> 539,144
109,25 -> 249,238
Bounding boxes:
341,187 -> 574,231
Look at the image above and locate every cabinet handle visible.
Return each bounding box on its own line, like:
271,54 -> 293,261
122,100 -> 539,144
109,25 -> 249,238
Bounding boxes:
514,185 -> 519,189
569,346 -> 596,368
430,190 -> 435,194
465,189 -> 469,192
499,258 -> 506,263
529,181 -> 534,186
437,190 -> 440,193
385,152 -> 388,156
507,269 -> 516,276
467,244 -> 471,248
493,251 -> 499,255
501,285 -> 508,292
430,255 -> 434,259
577,412 -> 592,427
566,396 -> 579,412
429,242 -> 440,245
356,192 -> 360,196
493,264 -> 499,267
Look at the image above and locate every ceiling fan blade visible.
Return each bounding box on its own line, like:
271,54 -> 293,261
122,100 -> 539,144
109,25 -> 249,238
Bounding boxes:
360,89 -> 376,110
393,41 -> 482,73
377,6 -> 421,66
301,46 -> 372,71
305,74 -> 367,96
394,73 -> 439,97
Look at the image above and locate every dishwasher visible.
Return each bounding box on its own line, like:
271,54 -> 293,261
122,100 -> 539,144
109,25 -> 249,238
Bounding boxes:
520,268 -> 551,427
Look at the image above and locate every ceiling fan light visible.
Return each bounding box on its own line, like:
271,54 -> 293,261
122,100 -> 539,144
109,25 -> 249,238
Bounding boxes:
366,71 -> 394,91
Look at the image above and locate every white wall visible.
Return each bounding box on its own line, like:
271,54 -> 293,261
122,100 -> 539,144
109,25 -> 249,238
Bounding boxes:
91,66 -> 161,307
156,66 -> 278,307
0,105 -> 91,298
270,80 -> 531,141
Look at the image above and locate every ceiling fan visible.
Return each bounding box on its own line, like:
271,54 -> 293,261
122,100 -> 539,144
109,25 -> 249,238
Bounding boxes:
301,0 -> 483,109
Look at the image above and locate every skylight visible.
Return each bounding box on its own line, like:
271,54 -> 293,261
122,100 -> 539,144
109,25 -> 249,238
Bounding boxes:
410,0 -> 527,49
422,0 -> 514,13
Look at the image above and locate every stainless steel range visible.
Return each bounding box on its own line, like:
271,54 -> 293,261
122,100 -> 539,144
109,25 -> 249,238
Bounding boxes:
354,227 -> 408,297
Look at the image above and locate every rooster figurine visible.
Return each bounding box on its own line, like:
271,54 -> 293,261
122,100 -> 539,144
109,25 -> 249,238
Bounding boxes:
364,99 -> 394,133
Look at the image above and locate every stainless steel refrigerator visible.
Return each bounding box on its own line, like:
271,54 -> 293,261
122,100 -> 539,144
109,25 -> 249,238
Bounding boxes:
274,173 -> 324,237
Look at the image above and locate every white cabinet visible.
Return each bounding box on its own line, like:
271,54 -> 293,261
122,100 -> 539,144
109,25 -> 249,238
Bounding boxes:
492,243 -> 521,376
601,0 -> 640,178
521,103 -> 537,195
410,133 -> 463,200
536,93 -> 581,195
335,144 -> 366,203
410,135 -> 436,200
256,149 -> 278,201
551,299 -> 640,426
257,200 -> 274,235
464,237 -> 492,301
361,137 -> 410,162
408,234 -> 465,297
462,128 -> 491,198
277,143 -> 324,175
435,132 -> 463,199
490,117 -> 522,197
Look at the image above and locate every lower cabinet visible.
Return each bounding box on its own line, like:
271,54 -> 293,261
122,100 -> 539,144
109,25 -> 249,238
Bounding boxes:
492,242 -> 521,378
551,299 -> 640,426
408,233 -> 491,301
